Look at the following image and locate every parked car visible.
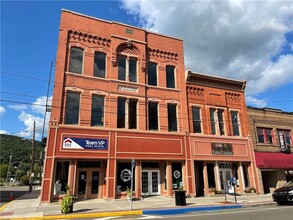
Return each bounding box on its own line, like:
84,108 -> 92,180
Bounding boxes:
272,180 -> 293,205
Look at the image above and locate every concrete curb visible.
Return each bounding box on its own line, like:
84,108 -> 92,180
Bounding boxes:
0,200 -> 15,212
0,210 -> 142,220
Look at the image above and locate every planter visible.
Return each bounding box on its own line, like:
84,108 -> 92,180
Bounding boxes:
175,191 -> 186,206
61,195 -> 74,214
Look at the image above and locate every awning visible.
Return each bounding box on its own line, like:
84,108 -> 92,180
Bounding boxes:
255,152 -> 293,169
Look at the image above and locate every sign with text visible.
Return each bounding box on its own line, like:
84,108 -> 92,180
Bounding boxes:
211,143 -> 233,155
278,132 -> 288,153
63,137 -> 108,150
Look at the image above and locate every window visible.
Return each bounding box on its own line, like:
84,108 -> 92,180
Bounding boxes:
116,162 -> 135,192
117,97 -> 126,128
148,102 -> 158,131
231,111 -> 240,136
69,47 -> 83,74
148,62 -> 157,86
53,161 -> 69,195
65,91 -> 80,124
192,106 -> 202,133
91,95 -> 104,126
166,65 -> 175,88
117,97 -> 137,129
168,103 -> 177,132
94,52 -> 106,78
118,55 -> 137,82
257,127 -> 273,144
210,108 -> 225,135
277,129 -> 292,145
172,162 -> 182,190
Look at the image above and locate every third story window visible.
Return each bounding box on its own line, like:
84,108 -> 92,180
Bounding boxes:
65,91 -> 80,125
94,52 -> 106,78
91,95 -> 104,126
118,55 -> 137,82
168,103 -> 178,132
166,65 -> 175,88
148,62 -> 157,86
192,106 -> 202,133
69,47 -> 83,74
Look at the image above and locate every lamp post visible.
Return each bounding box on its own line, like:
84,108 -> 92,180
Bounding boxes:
29,121 -> 35,192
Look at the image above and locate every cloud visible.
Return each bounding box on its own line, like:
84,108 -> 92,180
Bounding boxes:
31,96 -> 52,115
8,104 -> 29,111
0,106 -> 6,116
0,130 -> 8,134
246,96 -> 268,108
121,0 -> 293,95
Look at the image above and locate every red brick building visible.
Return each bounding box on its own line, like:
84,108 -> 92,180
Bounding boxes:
41,10 -> 259,202
186,71 -> 258,195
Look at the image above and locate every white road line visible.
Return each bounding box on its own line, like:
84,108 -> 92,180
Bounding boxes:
92,217 -> 120,220
137,215 -> 162,219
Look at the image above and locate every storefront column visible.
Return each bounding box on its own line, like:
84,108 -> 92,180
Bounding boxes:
135,160 -> 141,198
68,160 -> 77,195
203,162 -> 209,195
166,162 -> 173,196
105,158 -> 115,199
214,161 -> 220,191
238,162 -> 245,193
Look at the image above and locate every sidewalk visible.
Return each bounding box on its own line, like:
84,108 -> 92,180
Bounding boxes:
0,189 -> 276,219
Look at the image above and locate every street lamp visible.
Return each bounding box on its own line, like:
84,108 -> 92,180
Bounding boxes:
29,121 -> 36,192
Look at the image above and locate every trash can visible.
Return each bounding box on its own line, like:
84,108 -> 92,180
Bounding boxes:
175,190 -> 186,206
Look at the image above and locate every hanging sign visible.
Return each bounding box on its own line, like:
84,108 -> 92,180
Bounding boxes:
278,132 -> 288,153
63,137 -> 108,150
173,170 -> 181,179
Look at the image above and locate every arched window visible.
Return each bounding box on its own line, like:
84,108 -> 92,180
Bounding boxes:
69,47 -> 83,74
94,52 -> 106,78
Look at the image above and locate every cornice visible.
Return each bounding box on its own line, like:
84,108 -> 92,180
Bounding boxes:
68,30 -> 111,47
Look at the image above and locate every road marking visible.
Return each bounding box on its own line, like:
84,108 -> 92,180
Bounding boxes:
93,217 -> 120,220
137,215 -> 162,219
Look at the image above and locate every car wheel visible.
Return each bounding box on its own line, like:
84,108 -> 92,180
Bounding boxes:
277,201 -> 285,205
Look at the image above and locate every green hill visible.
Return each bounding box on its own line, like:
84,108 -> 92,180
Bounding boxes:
0,134 -> 43,165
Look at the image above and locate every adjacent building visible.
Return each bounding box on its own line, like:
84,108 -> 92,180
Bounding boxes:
248,107 -> 293,194
186,71 -> 258,196
41,10 -> 259,203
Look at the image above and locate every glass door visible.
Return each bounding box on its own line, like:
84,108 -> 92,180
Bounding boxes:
77,169 -> 101,199
141,170 -> 160,196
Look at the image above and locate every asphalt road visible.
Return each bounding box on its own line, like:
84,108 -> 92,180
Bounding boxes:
0,185 -> 29,207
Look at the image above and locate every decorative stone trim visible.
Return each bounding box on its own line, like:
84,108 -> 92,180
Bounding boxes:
186,86 -> 205,96
68,30 -> 111,47
226,92 -> 241,102
147,48 -> 178,61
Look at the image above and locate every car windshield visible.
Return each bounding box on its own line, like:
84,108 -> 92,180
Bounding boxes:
283,180 -> 293,187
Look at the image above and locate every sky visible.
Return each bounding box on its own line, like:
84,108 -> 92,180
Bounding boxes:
1,0 -> 293,140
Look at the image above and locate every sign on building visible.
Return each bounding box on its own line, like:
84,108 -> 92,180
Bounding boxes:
211,143 -> 233,155
278,132 -> 288,153
63,137 -> 108,150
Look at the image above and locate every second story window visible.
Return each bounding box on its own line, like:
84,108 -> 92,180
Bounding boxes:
91,95 -> 104,126
277,129 -> 292,145
69,47 -> 83,74
210,108 -> 225,135
168,103 -> 177,132
117,97 -> 137,129
94,52 -> 106,78
257,127 -> 273,144
118,55 -> 137,82
231,111 -> 240,136
148,62 -> 157,86
166,65 -> 175,88
148,102 -> 158,131
65,91 -> 80,125
192,106 -> 202,133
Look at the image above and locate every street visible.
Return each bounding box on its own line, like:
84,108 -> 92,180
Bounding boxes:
67,205 -> 293,220
0,185 -> 30,207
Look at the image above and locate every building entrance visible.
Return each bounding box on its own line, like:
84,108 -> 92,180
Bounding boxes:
219,163 -> 234,193
141,170 -> 160,196
77,168 -> 101,199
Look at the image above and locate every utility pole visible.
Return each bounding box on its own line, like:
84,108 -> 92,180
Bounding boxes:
6,154 -> 12,184
29,121 -> 35,192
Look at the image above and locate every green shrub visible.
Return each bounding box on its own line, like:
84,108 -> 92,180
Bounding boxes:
61,195 -> 73,214
20,175 -> 29,185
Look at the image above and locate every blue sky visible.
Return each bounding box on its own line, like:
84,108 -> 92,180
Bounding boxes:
1,0 -> 293,140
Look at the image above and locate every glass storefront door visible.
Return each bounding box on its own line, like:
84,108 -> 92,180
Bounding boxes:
142,170 -> 160,196
77,168 -> 101,199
